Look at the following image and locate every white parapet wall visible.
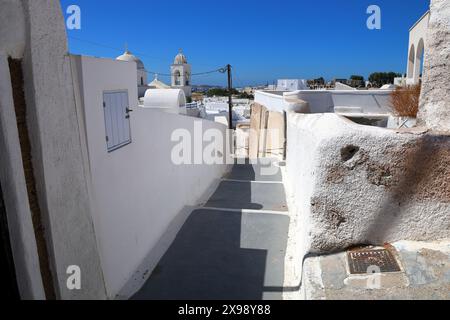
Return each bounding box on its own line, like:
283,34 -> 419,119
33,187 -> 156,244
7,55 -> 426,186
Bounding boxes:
72,55 -> 231,299
255,89 -> 393,115
286,112 -> 450,257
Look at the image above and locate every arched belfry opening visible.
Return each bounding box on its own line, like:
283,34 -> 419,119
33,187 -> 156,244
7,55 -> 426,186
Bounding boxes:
173,70 -> 181,86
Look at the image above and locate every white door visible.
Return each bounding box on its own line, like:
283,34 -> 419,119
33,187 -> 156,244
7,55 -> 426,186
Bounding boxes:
103,91 -> 132,152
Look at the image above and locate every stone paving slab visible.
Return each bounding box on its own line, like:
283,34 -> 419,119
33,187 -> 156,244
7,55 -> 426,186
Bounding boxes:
205,181 -> 288,212
224,162 -> 282,182
132,209 -> 290,300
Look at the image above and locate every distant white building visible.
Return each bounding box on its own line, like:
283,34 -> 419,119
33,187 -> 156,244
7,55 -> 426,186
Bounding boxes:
148,74 -> 171,89
117,49 -> 195,99
394,76 -> 407,87
277,79 -> 308,91
116,50 -> 149,98
171,50 -> 192,98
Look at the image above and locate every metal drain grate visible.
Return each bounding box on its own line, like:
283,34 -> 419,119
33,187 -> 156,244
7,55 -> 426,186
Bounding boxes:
347,249 -> 401,275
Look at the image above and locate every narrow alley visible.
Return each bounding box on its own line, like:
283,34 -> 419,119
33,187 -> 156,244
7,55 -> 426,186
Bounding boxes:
133,159 -> 290,300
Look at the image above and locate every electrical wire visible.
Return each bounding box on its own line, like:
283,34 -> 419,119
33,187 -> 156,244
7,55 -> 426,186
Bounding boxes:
68,36 -> 228,75
67,36 -> 235,88
68,36 -> 167,62
145,67 -> 227,78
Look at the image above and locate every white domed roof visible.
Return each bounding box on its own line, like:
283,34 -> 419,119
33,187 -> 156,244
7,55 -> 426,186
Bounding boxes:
174,51 -> 187,65
116,50 -> 145,70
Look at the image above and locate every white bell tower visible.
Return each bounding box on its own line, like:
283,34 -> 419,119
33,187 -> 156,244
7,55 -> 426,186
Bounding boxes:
171,49 -> 192,97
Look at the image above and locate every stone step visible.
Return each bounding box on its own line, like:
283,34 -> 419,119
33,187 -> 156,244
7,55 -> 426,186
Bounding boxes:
228,158 -> 283,182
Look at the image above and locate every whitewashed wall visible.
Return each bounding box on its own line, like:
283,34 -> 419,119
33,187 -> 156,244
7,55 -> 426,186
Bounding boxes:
73,55 -> 230,299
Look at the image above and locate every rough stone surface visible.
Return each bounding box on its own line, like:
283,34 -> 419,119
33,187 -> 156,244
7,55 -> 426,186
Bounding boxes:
417,0 -> 450,132
287,113 -> 450,255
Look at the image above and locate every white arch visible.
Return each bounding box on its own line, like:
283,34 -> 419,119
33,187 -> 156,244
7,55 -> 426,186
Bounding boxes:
414,38 -> 425,83
407,44 -> 415,79
406,11 -> 429,85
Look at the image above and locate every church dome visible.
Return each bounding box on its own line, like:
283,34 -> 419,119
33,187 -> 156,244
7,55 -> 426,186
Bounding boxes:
174,51 -> 187,65
116,50 -> 145,70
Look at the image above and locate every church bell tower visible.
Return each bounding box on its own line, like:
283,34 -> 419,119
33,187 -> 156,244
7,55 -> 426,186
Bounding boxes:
171,49 -> 192,98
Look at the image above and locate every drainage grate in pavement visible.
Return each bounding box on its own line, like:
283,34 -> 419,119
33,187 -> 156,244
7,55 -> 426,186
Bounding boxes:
347,249 -> 402,275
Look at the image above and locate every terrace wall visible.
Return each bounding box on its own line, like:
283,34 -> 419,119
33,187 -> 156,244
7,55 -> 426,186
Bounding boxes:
255,90 -> 393,115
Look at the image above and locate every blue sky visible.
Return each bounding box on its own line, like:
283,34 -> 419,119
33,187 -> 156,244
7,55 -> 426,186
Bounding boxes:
60,0 -> 430,86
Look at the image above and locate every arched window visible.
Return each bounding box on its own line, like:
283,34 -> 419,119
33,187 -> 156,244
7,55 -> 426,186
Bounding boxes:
141,77 -> 144,86
408,44 -> 415,79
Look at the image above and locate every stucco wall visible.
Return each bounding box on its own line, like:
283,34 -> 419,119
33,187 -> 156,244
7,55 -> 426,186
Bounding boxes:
73,55 -> 231,298
0,0 -> 107,300
0,0 -> 45,300
0,0 -> 26,59
417,0 -> 450,132
0,54 -> 45,300
286,112 -> 450,256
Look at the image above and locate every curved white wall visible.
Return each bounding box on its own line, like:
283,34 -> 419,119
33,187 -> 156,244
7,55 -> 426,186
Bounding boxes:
143,88 -> 187,114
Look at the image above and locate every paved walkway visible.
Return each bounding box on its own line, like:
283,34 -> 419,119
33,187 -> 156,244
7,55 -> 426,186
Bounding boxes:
133,159 -> 290,300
